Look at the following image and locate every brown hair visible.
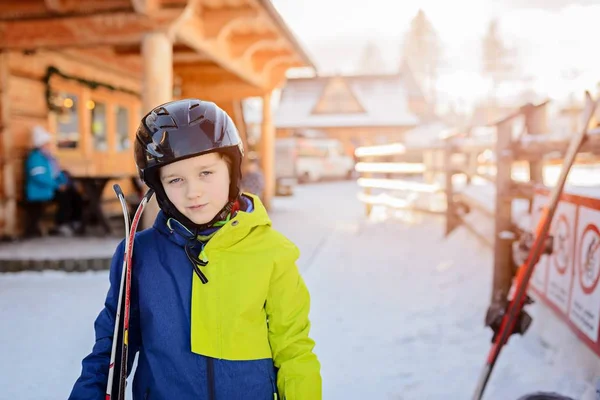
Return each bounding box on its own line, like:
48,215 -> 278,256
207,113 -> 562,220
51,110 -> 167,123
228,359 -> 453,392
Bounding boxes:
218,152 -> 233,174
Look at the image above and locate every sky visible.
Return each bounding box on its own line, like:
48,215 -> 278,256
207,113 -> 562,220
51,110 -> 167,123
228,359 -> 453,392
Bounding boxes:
270,0 -> 600,110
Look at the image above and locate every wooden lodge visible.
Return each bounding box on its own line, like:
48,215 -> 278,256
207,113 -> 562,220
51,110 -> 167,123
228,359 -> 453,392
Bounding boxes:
0,0 -> 314,238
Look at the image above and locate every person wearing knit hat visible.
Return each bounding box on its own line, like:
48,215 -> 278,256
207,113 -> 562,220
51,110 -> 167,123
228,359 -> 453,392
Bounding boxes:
32,125 -> 52,149
23,126 -> 83,238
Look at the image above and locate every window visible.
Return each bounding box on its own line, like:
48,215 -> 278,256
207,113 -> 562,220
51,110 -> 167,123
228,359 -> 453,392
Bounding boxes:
115,106 -> 130,152
55,92 -> 80,149
90,100 -> 108,151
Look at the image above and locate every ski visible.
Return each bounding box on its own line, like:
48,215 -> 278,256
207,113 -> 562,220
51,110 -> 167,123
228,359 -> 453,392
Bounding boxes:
106,186 -> 155,400
106,184 -> 130,400
472,91 -> 598,400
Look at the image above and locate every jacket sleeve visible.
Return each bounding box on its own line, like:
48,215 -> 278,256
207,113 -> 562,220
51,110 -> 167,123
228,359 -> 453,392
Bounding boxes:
68,241 -> 142,400
266,241 -> 322,400
56,170 -> 69,187
26,152 -> 57,190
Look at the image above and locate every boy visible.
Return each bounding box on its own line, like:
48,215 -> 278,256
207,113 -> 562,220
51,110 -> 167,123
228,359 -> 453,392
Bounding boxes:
69,99 -> 321,399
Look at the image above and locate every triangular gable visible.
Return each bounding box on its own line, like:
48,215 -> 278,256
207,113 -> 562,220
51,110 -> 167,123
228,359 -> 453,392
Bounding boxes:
311,77 -> 366,115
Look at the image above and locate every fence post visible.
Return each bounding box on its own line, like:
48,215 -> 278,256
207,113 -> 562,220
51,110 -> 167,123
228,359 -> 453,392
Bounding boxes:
444,139 -> 457,235
523,102 -> 547,185
364,155 -> 372,217
491,118 -> 515,307
423,150 -> 434,184
466,150 -> 478,184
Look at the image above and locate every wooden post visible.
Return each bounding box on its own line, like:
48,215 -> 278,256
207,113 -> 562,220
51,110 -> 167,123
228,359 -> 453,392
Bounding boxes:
491,118 -> 514,307
466,150 -> 478,184
423,150 -> 434,184
0,51 -> 15,238
141,32 -> 173,229
363,155 -> 372,217
444,139 -> 457,235
524,103 -> 548,185
80,86 -> 93,175
433,148 -> 444,186
260,91 -> 275,210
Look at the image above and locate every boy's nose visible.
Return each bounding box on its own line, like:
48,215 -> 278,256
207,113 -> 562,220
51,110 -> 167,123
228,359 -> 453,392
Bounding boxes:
186,181 -> 204,199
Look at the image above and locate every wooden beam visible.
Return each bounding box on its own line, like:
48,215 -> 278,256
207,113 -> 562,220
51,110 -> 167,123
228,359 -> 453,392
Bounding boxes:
261,56 -> 298,86
514,133 -> 600,159
45,0 -> 75,13
202,6 -> 260,39
176,17 -> 266,88
132,0 -> 160,15
172,51 -> 212,63
266,62 -> 293,88
251,50 -> 293,71
0,10 -> 181,50
115,43 -> 194,56
229,32 -> 280,58
113,44 -> 142,55
0,2 -> 48,20
175,63 -> 239,83
180,81 -> 266,102
173,3 -> 300,91
45,0 -> 132,14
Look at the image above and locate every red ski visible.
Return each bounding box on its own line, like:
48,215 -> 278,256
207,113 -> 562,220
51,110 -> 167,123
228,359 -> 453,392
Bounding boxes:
106,186 -> 154,400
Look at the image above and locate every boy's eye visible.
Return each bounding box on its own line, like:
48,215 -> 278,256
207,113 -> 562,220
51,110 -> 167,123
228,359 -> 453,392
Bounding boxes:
168,178 -> 181,184
200,171 -> 213,177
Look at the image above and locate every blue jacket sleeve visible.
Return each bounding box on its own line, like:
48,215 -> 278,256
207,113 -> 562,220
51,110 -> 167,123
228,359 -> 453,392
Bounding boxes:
56,171 -> 69,187
26,152 -> 57,190
68,240 -> 142,400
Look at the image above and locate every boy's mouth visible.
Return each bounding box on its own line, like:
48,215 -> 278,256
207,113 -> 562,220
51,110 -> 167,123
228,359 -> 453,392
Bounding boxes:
188,204 -> 207,211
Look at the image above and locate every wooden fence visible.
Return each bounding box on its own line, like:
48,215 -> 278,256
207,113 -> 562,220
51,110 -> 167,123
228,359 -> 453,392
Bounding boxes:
354,97 -> 600,309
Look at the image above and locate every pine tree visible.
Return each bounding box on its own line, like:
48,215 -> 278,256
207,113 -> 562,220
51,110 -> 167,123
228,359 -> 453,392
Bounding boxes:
401,9 -> 442,105
357,40 -> 385,75
482,19 -> 515,100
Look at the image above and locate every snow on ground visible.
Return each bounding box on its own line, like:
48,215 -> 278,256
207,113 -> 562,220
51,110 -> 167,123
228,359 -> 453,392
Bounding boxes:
0,181 -> 593,399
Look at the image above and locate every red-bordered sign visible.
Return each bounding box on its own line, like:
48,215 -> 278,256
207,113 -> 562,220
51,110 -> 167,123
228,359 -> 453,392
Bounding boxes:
578,224 -> 600,295
532,187 -> 600,357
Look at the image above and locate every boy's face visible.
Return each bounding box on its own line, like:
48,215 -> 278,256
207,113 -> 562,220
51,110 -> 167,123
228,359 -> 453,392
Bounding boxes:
159,152 -> 230,225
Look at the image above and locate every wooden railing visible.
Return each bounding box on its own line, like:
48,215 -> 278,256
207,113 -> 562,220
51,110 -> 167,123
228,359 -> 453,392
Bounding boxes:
354,142 -> 447,216
355,96 -> 600,311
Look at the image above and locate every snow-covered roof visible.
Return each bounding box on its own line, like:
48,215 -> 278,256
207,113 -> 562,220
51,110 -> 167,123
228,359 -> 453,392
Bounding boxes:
275,74 -> 422,129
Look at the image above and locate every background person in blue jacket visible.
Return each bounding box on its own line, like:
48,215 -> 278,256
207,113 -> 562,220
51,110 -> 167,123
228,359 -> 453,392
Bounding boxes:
69,99 -> 321,400
23,126 -> 83,238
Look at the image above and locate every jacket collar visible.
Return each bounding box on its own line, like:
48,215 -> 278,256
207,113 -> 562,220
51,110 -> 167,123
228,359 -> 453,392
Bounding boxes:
153,193 -> 271,249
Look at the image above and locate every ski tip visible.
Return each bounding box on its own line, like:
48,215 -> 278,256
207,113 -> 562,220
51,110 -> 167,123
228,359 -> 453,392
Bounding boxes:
113,184 -> 124,197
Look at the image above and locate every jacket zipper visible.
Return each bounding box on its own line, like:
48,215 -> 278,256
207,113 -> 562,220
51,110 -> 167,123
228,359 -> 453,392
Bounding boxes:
207,356 -> 216,400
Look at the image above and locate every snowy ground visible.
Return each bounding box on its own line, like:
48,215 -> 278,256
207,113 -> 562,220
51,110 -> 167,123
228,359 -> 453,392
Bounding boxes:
0,181 -> 593,399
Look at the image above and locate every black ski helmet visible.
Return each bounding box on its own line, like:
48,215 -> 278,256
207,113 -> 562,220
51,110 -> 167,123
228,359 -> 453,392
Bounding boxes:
134,99 -> 244,229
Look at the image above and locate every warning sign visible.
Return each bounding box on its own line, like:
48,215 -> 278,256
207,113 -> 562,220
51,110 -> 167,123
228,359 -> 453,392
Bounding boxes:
569,206 -> 600,342
529,193 -> 550,295
579,224 -> 600,295
546,202 -> 576,313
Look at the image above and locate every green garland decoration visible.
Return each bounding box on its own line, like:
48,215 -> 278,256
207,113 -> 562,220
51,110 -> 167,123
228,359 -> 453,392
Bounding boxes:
43,66 -> 140,112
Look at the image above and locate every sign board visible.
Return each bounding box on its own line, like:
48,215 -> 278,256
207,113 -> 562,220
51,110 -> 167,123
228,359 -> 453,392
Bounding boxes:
530,188 -> 600,355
